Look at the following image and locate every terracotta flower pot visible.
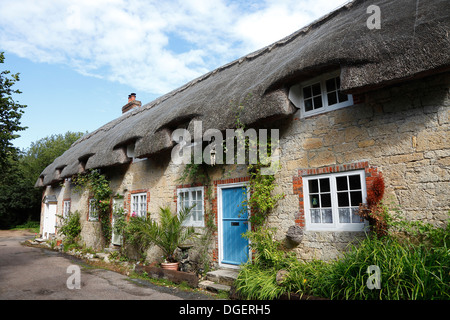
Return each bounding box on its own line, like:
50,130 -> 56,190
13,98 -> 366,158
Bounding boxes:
161,262 -> 179,271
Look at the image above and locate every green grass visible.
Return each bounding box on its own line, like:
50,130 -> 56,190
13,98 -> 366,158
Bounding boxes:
11,220 -> 40,233
235,222 -> 450,300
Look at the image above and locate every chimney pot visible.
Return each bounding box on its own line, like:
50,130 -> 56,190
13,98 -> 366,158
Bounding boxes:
128,93 -> 136,103
122,93 -> 141,114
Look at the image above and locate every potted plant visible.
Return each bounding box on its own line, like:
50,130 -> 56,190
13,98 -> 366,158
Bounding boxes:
128,205 -> 196,271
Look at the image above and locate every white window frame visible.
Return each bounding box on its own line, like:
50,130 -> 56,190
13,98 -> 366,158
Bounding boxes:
88,198 -> 99,221
288,71 -> 353,118
177,187 -> 205,227
303,170 -> 368,231
63,200 -> 71,219
131,193 -> 147,218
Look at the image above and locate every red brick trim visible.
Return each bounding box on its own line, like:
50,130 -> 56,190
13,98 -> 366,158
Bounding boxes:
292,161 -> 382,228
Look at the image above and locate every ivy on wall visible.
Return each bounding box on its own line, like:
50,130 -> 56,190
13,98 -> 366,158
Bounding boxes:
72,169 -> 113,244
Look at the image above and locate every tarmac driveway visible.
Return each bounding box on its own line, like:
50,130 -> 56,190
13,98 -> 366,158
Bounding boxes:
0,230 -> 209,300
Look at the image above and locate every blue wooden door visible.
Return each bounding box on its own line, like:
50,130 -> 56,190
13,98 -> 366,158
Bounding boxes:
221,186 -> 249,266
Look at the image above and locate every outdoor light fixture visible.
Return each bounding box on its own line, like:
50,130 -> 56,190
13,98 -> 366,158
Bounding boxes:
210,145 -> 216,166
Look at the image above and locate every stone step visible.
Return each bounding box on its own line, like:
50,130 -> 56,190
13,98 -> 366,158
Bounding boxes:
199,280 -> 231,293
206,269 -> 239,287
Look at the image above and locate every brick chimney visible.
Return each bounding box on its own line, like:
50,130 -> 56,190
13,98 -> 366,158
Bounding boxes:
122,93 -> 142,114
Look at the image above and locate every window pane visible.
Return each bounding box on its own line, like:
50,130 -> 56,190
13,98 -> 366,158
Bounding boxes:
338,92 -> 349,103
326,78 -> 336,92
337,191 -> 350,207
310,209 -> 321,223
339,208 -> 350,223
319,178 -> 330,192
336,176 -> 348,191
350,191 -> 363,206
312,83 -> 321,96
308,179 -> 319,193
348,175 -> 361,190
351,208 -> 364,223
313,96 -> 323,109
305,98 -> 313,112
320,193 -> 331,208
303,86 -> 312,99
321,209 -> 333,223
182,192 -> 189,206
327,92 -> 337,106
310,194 -> 320,208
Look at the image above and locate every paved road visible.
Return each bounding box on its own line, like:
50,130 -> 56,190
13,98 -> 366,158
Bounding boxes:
0,230 -> 210,300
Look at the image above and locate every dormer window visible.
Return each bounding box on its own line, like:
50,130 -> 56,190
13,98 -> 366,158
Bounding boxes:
289,71 -> 353,118
126,143 -> 146,163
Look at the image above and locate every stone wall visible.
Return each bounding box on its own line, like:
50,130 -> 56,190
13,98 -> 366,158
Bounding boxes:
271,71 -> 449,261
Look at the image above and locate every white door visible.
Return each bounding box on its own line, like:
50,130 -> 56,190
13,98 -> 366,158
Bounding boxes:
43,203 -> 57,239
111,198 -> 124,246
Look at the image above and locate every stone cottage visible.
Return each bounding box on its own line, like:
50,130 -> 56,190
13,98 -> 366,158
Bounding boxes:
37,0 -> 449,268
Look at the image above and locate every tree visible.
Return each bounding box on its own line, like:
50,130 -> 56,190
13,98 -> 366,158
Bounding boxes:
19,131 -> 85,186
0,52 -> 27,172
0,150 -> 36,228
0,131 -> 84,229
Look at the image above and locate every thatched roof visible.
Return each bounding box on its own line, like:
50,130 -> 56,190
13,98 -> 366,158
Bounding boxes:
36,0 -> 450,187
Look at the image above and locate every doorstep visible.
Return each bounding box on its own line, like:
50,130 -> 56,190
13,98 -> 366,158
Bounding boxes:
198,268 -> 239,294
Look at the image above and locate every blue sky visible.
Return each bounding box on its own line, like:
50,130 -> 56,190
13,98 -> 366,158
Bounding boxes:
0,0 -> 348,151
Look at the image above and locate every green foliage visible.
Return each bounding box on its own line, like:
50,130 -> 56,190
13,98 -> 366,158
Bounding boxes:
0,130 -> 84,229
11,218 -> 40,233
243,227 -> 296,269
58,211 -> 82,245
19,131 -> 85,185
231,100 -> 284,228
72,170 -> 112,244
0,151 -> 39,228
0,52 -> 27,172
123,215 -> 153,260
244,165 -> 284,227
236,216 -> 450,300
124,206 -> 197,263
112,201 -> 127,239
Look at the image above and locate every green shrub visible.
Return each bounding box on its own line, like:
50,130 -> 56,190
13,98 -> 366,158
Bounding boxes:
124,205 -> 196,263
12,219 -> 40,233
314,235 -> 449,300
58,211 -> 81,244
236,217 -> 450,300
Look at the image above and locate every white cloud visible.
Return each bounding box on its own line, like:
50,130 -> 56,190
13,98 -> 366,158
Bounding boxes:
0,0 -> 348,95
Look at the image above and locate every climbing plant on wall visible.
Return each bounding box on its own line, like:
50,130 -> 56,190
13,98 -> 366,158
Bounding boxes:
230,98 -> 285,229
72,169 -> 113,245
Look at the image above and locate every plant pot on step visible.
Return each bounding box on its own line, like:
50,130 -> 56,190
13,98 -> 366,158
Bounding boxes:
161,262 -> 179,271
